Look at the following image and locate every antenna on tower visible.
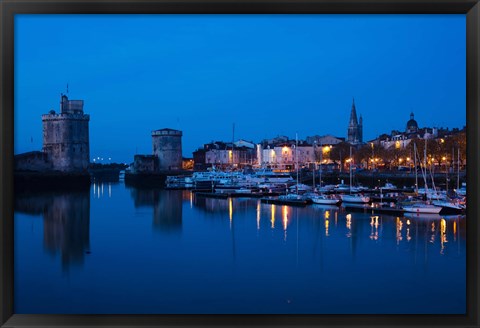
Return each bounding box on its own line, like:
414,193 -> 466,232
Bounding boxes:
66,83 -> 69,95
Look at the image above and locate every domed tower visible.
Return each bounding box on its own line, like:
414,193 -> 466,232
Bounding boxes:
42,94 -> 90,172
152,128 -> 183,171
406,112 -> 418,134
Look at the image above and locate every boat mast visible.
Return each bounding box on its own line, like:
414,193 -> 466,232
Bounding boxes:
349,146 -> 352,194
423,138 -> 430,200
296,133 -> 299,195
414,142 -> 418,194
319,148 -> 323,192
457,148 -> 460,190
312,142 -> 316,191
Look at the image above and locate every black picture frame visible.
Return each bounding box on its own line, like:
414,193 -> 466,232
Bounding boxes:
1,0 -> 479,327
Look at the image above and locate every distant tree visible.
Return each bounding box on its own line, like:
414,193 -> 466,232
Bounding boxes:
330,142 -> 351,171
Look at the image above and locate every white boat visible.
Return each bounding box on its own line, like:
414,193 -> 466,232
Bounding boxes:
340,194 -> 370,203
278,193 -> 306,201
417,188 -> 447,200
311,194 -> 341,205
248,167 -> 294,184
403,212 -> 442,220
318,184 -> 336,192
380,182 -> 397,190
234,188 -> 252,194
289,183 -> 312,193
432,199 -> 466,211
402,202 -> 442,214
334,181 -> 350,192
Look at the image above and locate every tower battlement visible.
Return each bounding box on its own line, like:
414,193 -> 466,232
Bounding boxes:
42,95 -> 90,172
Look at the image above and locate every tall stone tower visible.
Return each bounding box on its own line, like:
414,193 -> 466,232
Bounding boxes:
347,98 -> 362,144
152,128 -> 183,171
42,94 -> 90,172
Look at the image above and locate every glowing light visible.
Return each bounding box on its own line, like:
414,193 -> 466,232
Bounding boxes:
440,218 -> 448,254
406,219 -> 411,225
453,221 -> 457,241
229,198 -> 233,227
325,210 -> 330,219
271,204 -> 275,229
325,219 -> 330,237
346,214 -> 352,237
396,217 -> 403,244
370,216 -> 379,241
256,201 -> 261,230
282,206 -> 288,231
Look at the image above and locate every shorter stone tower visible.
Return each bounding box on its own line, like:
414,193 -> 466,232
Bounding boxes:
42,94 -> 90,172
152,128 -> 183,171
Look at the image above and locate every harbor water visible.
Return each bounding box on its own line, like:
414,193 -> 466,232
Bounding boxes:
14,182 -> 466,314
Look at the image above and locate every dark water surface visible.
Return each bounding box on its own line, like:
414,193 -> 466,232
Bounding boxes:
14,182 -> 466,314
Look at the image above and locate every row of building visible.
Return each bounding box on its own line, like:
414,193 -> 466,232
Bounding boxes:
14,94 -> 463,174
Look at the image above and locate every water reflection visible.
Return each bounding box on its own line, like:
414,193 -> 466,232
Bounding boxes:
14,187 -> 466,314
128,188 -> 183,233
15,189 -> 90,271
189,193 -> 465,257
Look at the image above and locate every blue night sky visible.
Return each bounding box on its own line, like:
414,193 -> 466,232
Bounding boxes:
14,14 -> 465,164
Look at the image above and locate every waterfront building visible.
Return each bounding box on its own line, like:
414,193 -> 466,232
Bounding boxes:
132,155 -> 158,173
15,94 -> 90,173
152,128 -> 183,171
42,94 -> 90,172
194,140 -> 256,170
306,134 -> 344,146
258,140 -> 314,171
378,113 -> 439,149
130,128 -> 183,173
347,98 -> 363,145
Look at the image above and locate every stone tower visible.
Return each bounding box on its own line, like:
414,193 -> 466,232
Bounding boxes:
152,128 -> 183,171
347,98 -> 362,144
42,94 -> 90,172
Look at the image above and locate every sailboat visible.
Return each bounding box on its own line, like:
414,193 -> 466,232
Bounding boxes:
340,146 -> 370,204
402,141 -> 442,214
279,133 -> 308,203
310,149 -> 341,205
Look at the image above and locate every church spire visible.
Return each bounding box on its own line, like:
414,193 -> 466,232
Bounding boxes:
349,97 -> 358,127
347,97 -> 360,144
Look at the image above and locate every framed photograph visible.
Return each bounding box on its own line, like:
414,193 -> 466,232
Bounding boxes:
1,1 -> 479,327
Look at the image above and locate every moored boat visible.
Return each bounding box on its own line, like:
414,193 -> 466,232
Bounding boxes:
402,202 -> 442,214
311,194 -> 341,205
340,194 -> 370,203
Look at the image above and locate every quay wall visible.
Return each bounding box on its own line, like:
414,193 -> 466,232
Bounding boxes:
125,170 -> 190,188
304,171 -> 467,190
14,151 -> 52,171
14,171 -> 91,193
